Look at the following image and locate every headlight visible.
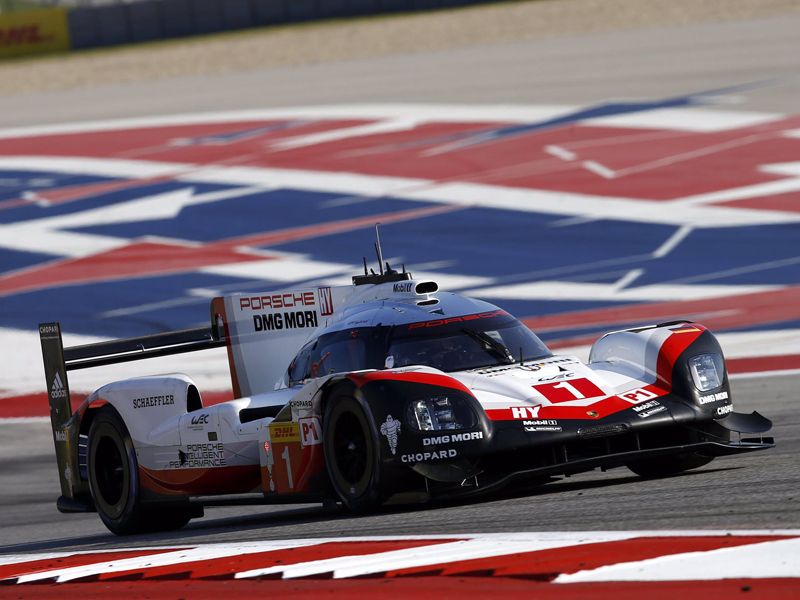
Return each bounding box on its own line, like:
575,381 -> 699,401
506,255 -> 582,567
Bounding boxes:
407,396 -> 475,431
689,353 -> 724,391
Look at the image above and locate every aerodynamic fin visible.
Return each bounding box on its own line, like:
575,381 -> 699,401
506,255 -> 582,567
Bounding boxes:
38,322 -> 76,501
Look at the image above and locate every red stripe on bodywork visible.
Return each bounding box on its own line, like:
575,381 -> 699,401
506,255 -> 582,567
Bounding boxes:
348,371 -> 472,395
654,325 -> 705,389
139,464 -> 261,496
485,383 -> 667,421
486,325 -> 703,422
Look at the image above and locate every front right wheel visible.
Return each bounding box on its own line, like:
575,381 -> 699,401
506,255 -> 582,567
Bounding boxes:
626,425 -> 730,478
322,390 -> 384,513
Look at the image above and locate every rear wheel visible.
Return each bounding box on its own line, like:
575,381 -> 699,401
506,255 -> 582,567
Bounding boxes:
323,390 -> 383,512
88,406 -> 193,535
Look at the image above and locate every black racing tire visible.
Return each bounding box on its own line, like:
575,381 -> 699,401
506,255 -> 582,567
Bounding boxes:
626,426 -> 730,478
87,406 -> 192,535
322,389 -> 383,513
626,453 -> 715,478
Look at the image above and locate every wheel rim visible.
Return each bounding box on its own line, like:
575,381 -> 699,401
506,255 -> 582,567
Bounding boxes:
95,435 -> 125,507
333,411 -> 368,486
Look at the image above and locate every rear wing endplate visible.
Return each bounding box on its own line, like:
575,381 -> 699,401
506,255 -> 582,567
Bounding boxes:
38,322 -> 225,508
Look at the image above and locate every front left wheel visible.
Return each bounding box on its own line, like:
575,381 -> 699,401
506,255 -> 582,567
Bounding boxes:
323,389 -> 384,513
88,406 -> 193,535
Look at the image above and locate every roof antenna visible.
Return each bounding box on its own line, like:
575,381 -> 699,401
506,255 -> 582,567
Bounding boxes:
374,223 -> 385,276
362,256 -> 368,276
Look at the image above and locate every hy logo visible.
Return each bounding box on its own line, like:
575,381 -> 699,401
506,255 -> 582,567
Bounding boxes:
50,372 -> 67,400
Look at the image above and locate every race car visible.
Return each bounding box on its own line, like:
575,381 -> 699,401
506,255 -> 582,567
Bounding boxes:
39,238 -> 774,535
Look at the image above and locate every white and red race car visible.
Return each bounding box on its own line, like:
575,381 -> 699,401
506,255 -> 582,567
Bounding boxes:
40,244 -> 773,534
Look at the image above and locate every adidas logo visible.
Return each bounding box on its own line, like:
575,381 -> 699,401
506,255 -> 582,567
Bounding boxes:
50,372 -> 67,400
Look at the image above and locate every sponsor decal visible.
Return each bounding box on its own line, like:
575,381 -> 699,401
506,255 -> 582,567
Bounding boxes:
475,364 -> 518,376
317,286 -> 334,316
269,422 -> 300,444
717,404 -> 734,416
422,431 -> 483,446
536,372 -> 574,382
401,449 -> 458,463
510,405 -> 542,419
0,25 -> 53,45
299,416 -> 322,447
699,391 -> 730,404
239,292 -> 316,311
50,372 -> 67,400
620,387 -> 659,404
64,465 -> 72,493
169,442 -> 225,469
253,310 -> 318,331
533,357 -> 578,367
132,394 -> 175,409
393,282 -> 414,293
632,400 -> 667,418
290,399 -> 312,409
0,8 -> 70,59
39,324 -> 59,335
519,364 -> 542,372
380,414 -> 402,455
523,418 -> 562,432
54,429 -> 67,442
636,405 -> 667,419
407,309 -> 506,330
475,359 -> 569,376
190,413 -> 210,427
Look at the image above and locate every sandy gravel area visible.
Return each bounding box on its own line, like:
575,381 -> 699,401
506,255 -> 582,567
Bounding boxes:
1,0 -> 798,96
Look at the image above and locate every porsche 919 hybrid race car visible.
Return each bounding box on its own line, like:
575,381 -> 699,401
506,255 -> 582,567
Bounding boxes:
40,239 -> 774,535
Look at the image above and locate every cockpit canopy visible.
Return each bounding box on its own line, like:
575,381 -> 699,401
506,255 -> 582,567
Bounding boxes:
286,309 -> 551,385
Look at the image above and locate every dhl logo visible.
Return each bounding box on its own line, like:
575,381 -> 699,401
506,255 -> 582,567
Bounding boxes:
0,25 -> 54,47
0,8 -> 70,57
269,422 -> 300,443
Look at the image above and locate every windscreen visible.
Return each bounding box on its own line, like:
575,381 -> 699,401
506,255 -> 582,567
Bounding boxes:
386,309 -> 551,372
286,309 -> 552,383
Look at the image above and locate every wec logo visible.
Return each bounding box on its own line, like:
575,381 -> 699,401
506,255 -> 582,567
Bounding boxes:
190,414 -> 209,426
0,25 -> 53,47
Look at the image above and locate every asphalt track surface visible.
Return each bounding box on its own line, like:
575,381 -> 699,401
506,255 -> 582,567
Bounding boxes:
0,12 -> 798,125
0,11 -> 799,554
0,374 -> 796,553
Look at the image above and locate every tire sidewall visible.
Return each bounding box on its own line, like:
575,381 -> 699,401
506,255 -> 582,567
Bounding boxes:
88,408 -> 140,532
323,391 -> 382,511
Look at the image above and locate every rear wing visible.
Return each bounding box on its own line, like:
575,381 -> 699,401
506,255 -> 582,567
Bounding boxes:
38,282 -> 349,509
38,322 -> 225,509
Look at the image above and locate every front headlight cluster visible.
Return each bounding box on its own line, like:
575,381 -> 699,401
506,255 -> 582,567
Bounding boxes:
407,396 -> 475,431
689,353 -> 724,391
